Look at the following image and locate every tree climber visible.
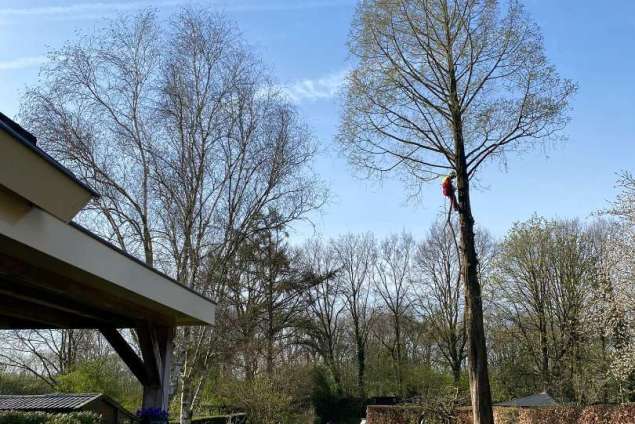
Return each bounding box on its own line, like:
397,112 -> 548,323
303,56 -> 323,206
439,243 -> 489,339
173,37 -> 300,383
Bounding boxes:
441,172 -> 459,212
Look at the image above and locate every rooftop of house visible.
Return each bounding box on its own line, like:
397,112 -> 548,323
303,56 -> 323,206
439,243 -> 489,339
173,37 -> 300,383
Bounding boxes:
495,391 -> 558,408
0,393 -> 120,411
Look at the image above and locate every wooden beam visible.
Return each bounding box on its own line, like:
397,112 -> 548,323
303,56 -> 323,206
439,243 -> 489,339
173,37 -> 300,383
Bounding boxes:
99,327 -> 150,386
0,296 -> 112,328
102,325 -> 175,411
0,254 -> 176,327
0,315 -> 54,329
0,278 -> 134,328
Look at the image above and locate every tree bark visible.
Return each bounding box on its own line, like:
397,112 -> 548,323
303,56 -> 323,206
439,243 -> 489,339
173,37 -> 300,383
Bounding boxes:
453,114 -> 494,424
539,318 -> 550,390
355,333 -> 366,399
180,373 -> 193,424
451,359 -> 461,386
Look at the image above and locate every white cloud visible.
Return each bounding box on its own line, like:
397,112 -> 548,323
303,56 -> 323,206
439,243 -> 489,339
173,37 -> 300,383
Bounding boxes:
0,55 -> 47,71
281,69 -> 349,103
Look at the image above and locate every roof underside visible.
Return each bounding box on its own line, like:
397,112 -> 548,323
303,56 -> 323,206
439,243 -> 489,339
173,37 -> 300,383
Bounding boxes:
0,190 -> 215,327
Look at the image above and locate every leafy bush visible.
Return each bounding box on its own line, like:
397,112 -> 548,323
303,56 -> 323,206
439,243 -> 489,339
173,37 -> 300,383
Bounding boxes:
48,413 -> 103,424
0,372 -> 50,396
0,411 -> 102,424
216,375 -> 297,424
57,356 -> 141,412
0,411 -> 49,424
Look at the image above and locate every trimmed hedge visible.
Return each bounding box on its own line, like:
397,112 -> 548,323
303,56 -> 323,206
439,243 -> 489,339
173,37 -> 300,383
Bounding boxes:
0,411 -> 102,424
455,404 -> 635,424
367,404 -> 635,424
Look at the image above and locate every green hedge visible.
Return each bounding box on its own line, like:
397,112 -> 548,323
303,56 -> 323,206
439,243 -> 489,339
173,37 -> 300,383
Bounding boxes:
0,411 -> 102,424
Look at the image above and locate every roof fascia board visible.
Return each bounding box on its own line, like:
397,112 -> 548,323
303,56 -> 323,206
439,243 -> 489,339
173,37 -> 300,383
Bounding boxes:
0,192 -> 214,325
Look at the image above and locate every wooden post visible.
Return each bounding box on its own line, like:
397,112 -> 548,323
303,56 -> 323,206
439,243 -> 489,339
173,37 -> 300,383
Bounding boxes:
139,325 -> 175,411
101,325 -> 175,412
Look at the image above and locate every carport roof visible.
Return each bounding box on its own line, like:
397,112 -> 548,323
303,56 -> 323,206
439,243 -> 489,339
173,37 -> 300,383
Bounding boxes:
0,113 -> 215,328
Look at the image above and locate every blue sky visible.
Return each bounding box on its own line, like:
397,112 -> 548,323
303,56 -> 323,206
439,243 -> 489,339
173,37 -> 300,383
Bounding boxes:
1,0 -> 634,240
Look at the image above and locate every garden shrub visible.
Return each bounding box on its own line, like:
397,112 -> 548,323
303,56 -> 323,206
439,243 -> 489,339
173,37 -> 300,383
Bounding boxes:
48,412 -> 103,424
57,356 -> 141,412
0,411 -> 102,424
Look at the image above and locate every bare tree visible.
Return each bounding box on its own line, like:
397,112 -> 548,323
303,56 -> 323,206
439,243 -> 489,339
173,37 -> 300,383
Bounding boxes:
20,8 -> 325,423
339,1 -> 575,421
21,11 -> 161,263
374,232 -> 415,397
298,239 -> 345,391
414,220 -> 465,384
332,232 -> 377,398
0,330 -> 102,387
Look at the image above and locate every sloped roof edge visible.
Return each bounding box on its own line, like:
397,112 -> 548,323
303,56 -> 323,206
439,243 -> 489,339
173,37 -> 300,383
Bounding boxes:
0,112 -> 99,198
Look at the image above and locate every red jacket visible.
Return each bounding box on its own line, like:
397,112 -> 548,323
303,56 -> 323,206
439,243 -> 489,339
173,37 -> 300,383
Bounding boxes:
441,176 -> 454,197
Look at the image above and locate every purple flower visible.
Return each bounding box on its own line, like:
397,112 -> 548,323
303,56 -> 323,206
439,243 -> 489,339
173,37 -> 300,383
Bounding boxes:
136,408 -> 169,419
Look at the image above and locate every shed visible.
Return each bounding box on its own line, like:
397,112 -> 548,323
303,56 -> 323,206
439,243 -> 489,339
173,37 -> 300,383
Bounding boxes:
0,112 -> 216,412
0,393 -> 136,423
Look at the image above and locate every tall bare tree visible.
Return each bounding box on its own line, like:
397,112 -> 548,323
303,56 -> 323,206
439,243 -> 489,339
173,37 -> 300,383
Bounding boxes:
20,8 -> 325,423
298,239 -> 345,391
332,232 -> 377,398
374,233 -> 415,397
339,1 -> 575,421
414,220 -> 465,384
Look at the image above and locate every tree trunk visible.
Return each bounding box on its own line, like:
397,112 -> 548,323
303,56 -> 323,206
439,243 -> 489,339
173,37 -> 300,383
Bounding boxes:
180,375 -> 193,424
539,318 -> 550,390
266,338 -> 274,376
179,340 -> 194,424
394,318 -> 404,398
451,359 -> 461,386
355,333 -> 366,399
453,116 -> 494,424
